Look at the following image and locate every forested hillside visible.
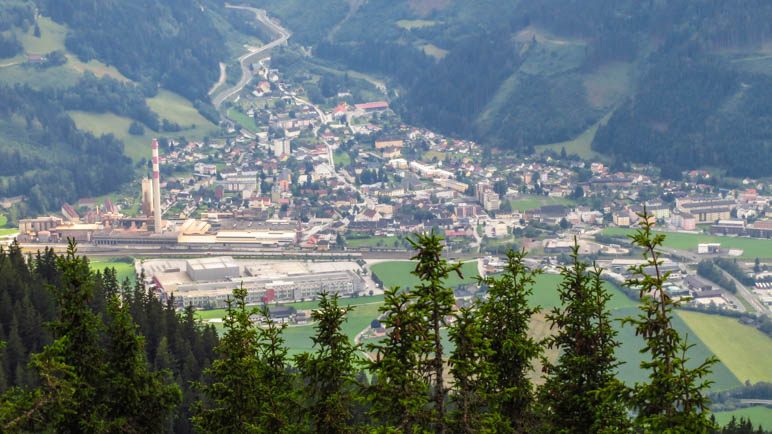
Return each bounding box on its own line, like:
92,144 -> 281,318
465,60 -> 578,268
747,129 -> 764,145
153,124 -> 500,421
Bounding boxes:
0,84 -> 134,214
38,0 -> 225,102
248,0 -> 772,177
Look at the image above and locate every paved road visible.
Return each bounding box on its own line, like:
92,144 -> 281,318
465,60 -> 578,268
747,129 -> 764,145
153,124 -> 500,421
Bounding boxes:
211,4 -> 291,108
718,267 -> 769,315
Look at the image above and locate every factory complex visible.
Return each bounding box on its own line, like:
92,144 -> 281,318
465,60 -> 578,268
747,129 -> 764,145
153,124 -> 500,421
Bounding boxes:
141,257 -> 366,308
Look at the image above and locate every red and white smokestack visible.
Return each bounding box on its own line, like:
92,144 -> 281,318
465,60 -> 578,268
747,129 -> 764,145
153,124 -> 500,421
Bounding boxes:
152,138 -> 162,233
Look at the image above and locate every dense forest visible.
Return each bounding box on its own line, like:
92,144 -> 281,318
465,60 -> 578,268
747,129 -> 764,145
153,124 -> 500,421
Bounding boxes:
1,216 -> 769,432
0,84 -> 134,215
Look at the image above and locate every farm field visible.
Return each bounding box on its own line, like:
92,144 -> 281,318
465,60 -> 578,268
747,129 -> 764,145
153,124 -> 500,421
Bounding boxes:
677,310 -> 772,384
614,307 -> 741,391
371,260 -> 480,290
346,235 -> 404,249
508,195 -> 575,212
602,228 -> 772,259
89,259 -> 136,284
714,406 -> 772,431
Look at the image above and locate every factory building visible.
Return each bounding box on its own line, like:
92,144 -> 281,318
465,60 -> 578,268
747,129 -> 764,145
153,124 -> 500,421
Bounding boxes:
143,258 -> 365,308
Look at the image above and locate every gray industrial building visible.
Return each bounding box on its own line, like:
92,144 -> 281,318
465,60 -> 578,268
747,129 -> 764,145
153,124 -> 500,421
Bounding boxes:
144,257 -> 366,309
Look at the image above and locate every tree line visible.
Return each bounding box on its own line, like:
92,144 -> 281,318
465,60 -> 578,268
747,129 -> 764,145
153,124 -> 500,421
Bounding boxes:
0,214 -> 769,432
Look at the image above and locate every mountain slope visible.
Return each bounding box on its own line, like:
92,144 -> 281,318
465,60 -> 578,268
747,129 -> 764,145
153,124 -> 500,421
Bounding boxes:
249,0 -> 772,176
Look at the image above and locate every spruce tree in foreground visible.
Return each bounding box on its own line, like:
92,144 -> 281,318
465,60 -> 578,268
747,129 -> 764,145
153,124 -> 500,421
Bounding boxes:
366,286 -> 430,431
295,292 -> 359,433
408,231 -> 462,433
193,285 -> 263,432
447,306 -> 498,432
255,304 -> 296,432
102,295 -> 181,432
614,211 -> 717,432
477,250 -> 543,431
539,242 -> 624,433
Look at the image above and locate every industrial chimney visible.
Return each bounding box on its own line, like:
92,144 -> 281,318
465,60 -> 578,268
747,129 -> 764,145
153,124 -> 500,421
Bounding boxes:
151,138 -> 162,233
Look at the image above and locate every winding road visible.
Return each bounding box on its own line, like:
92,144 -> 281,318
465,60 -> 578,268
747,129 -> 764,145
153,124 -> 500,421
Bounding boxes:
211,4 -> 291,109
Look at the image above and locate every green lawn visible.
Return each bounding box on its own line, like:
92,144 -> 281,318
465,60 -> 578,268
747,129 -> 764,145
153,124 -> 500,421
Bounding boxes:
227,108 -> 259,131
371,260 -> 480,290
346,235 -> 403,249
714,406 -> 772,431
602,228 -> 772,259
333,150 -> 351,166
508,195 -> 575,212
90,259 -> 136,284
677,310 -> 772,384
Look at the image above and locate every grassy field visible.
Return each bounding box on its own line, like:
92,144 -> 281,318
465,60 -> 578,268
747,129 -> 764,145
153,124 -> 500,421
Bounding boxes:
89,259 -> 136,284
602,228 -> 772,259
227,108 -> 259,131
614,307 -> 741,391
346,235 -> 403,249
147,90 -> 219,135
68,111 -> 151,162
333,150 -> 352,166
371,260 -> 480,290
714,406 -> 772,431
508,195 -> 575,212
535,110 -> 614,159
677,310 -> 772,384
0,16 -> 128,88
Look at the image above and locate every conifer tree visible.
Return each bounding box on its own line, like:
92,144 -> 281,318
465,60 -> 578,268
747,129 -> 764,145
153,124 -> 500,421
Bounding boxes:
0,338 -> 76,432
539,242 -> 624,433
295,292 -> 359,433
477,250 -> 543,431
102,295 -> 181,432
366,286 -> 430,431
49,239 -> 108,431
408,231 -> 462,433
615,211 -> 717,432
447,306 -> 497,433
255,304 -> 296,432
193,285 -> 263,433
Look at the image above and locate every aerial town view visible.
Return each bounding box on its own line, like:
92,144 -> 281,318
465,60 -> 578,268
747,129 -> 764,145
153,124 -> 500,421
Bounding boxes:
0,1 -> 771,432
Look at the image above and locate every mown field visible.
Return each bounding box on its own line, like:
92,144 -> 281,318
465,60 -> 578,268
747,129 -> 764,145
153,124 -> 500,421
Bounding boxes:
508,195 -> 575,212
346,235 -> 404,249
370,260 -> 480,290
714,406 -> 772,431
602,228 -> 772,259
89,259 -> 136,284
677,311 -> 772,384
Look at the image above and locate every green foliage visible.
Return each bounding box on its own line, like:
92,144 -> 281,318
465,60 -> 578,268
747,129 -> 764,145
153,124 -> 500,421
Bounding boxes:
365,286 -> 430,430
539,241 -> 625,433
477,249 -> 543,431
193,285 -> 264,432
408,231 -> 462,432
447,306 -> 498,433
295,292 -> 360,433
39,0 -> 224,101
0,85 -> 134,215
614,211 -> 718,432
